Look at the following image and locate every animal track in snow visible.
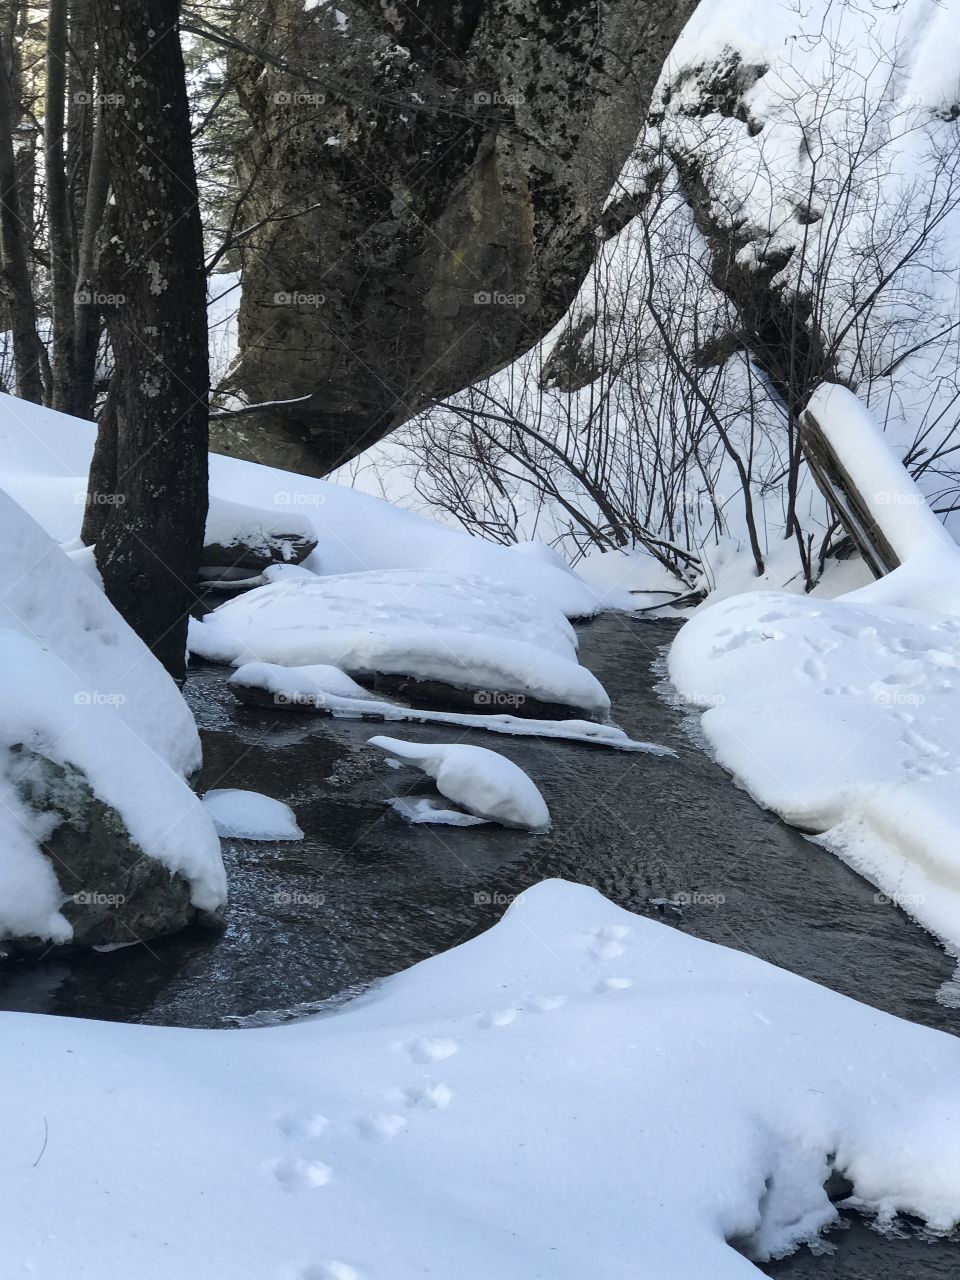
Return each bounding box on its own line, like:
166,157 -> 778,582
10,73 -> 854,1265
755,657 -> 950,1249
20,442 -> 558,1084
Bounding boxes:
523,994 -> 565,1013
276,1110 -> 328,1141
477,1006 -> 520,1029
585,923 -> 630,961
355,1112 -> 407,1142
594,976 -> 633,993
404,1036 -> 459,1063
271,1155 -> 332,1190
300,1264 -> 362,1280
802,657 -> 826,681
402,1082 -> 453,1109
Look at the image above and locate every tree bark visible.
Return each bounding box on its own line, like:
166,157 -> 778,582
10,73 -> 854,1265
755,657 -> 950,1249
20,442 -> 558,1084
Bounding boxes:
0,8 -> 45,403
45,0 -> 76,412
87,0 -> 209,681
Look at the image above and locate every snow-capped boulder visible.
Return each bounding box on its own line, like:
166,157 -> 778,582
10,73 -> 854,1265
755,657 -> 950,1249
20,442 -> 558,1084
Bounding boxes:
0,491 -> 226,948
189,569 -> 610,718
201,495 -> 317,572
369,736 -> 551,830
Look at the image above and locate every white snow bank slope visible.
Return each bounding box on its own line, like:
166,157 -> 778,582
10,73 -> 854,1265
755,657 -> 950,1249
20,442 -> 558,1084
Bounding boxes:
670,589 -> 960,951
0,392 -> 608,617
4,880 -> 960,1279
0,487 -> 202,774
369,736 -> 550,829
191,570 -> 610,715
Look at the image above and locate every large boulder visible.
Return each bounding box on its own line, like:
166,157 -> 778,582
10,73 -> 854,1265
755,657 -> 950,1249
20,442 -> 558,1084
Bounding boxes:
0,490 -> 226,951
217,0 -> 697,474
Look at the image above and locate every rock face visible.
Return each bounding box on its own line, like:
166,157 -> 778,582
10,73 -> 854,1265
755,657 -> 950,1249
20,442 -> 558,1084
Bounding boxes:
220,0 -> 697,474
10,749 -> 223,950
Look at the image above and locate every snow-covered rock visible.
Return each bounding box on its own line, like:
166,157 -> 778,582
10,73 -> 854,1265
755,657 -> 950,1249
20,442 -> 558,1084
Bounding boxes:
201,495 -> 317,571
4,880 -> 960,1278
369,736 -> 551,830
190,569 -> 610,717
0,489 -> 225,946
228,660 -> 671,753
201,789 -> 303,841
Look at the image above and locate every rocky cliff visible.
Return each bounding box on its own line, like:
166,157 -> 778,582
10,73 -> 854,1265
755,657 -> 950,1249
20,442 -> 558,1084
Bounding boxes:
217,0 -> 697,474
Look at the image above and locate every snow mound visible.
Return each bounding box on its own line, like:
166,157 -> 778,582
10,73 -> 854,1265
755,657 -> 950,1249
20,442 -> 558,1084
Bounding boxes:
5,880 -> 960,1278
191,569 -> 610,716
670,588 -> 960,951
0,486 -> 201,775
370,736 -> 550,830
202,789 -> 303,841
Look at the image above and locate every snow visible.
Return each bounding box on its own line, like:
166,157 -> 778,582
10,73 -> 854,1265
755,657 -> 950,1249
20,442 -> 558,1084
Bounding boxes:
202,789 -> 303,841
190,569 -> 611,717
0,390 -> 613,618
5,880 -> 960,1278
202,495 -> 317,565
0,492 -> 225,940
670,588 -> 960,953
387,796 -> 489,827
227,661 -> 673,754
807,383 -> 957,566
369,736 -> 551,830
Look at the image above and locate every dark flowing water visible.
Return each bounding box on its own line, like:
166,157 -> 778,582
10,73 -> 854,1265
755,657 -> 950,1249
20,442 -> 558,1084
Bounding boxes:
1,612 -> 957,1277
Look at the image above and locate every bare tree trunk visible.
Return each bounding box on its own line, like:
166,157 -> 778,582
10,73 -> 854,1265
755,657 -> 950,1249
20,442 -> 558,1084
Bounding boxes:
45,0 -> 76,412
86,0 -> 209,681
0,9 -> 45,403
71,97 -> 108,420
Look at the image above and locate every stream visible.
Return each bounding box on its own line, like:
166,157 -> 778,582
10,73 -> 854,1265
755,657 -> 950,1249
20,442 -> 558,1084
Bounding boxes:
1,612 -> 957,1277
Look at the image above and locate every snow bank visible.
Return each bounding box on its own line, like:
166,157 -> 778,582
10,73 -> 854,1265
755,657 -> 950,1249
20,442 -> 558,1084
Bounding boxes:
191,569 -> 610,716
369,736 -> 550,830
4,880 -> 960,1278
0,392 -> 609,617
0,487 -> 201,775
670,589 -> 960,951
202,789 -> 303,841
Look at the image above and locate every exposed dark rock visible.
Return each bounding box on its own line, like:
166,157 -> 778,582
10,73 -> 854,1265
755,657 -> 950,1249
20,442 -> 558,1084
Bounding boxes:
8,748 -> 223,950
219,0 -> 698,475
200,529 -> 317,573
